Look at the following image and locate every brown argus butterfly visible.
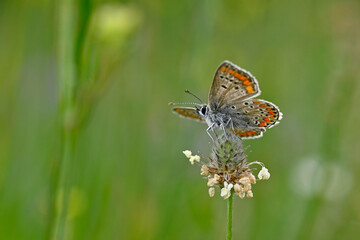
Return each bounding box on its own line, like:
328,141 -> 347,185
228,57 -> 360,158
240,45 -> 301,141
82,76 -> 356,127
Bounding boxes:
169,61 -> 282,139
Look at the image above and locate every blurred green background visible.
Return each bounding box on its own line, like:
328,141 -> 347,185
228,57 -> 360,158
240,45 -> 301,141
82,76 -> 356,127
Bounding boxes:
1,0 -> 360,239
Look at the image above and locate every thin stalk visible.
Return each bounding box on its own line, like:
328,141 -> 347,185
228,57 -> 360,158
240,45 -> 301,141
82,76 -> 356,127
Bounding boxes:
51,0 -> 76,239
54,131 -> 76,239
227,192 -> 233,240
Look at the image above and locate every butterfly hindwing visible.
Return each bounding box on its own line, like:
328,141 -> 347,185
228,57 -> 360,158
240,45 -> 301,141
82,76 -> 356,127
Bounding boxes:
172,107 -> 205,122
232,128 -> 263,139
208,61 -> 261,110
224,99 -> 282,130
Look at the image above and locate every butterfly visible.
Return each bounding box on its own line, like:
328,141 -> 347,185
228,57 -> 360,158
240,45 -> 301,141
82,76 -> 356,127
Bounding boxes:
169,61 -> 282,139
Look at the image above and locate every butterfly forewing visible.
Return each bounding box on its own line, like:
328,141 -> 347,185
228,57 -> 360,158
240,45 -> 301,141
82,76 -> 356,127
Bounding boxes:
208,61 -> 261,110
172,107 -> 205,122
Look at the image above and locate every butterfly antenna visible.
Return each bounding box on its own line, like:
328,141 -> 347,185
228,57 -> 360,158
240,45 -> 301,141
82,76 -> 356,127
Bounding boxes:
184,89 -> 204,104
168,102 -> 201,106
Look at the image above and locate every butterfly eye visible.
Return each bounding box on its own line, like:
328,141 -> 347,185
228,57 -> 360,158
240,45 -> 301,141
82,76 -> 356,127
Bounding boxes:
201,106 -> 207,115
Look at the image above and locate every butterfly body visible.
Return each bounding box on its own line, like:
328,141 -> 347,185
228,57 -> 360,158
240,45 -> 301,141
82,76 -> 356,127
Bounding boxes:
195,105 -> 228,129
171,61 -> 282,139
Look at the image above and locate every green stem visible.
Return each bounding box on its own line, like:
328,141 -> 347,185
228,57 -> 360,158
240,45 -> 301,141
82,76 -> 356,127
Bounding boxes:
227,192 -> 233,240
51,0 -> 76,239
54,131 -> 76,239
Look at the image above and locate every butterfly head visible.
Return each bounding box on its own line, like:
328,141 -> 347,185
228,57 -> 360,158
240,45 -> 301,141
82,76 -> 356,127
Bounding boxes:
197,104 -> 209,118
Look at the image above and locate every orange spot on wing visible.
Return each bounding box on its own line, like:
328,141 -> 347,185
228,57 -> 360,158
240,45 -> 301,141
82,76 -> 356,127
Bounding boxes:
240,130 -> 256,137
174,109 -> 202,120
259,104 -> 267,108
264,118 -> 271,123
243,80 -> 251,85
253,100 -> 260,104
258,122 -> 266,127
266,108 -> 277,116
233,129 -> 259,137
239,75 -> 247,80
268,115 -> 274,119
221,67 -> 228,72
234,73 -> 239,78
229,69 -> 234,74
246,86 -> 254,93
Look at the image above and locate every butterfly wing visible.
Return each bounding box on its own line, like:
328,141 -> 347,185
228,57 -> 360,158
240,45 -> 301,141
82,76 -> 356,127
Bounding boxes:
208,61 -> 261,110
172,107 -> 205,122
232,128 -> 264,139
226,99 -> 282,137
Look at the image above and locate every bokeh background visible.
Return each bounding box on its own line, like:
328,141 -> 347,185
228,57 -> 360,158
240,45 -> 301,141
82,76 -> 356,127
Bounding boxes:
1,0 -> 360,239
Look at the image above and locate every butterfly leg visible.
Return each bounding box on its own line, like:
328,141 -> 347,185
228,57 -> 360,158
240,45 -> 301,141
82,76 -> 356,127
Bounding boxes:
218,120 -> 227,140
221,118 -> 233,139
225,118 -> 233,129
227,118 -> 236,135
220,123 -> 227,139
206,123 -> 216,142
212,124 -> 219,138
228,118 -> 235,132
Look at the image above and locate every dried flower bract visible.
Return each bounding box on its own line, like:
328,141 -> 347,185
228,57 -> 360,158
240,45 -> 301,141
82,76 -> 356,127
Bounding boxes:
183,132 -> 271,199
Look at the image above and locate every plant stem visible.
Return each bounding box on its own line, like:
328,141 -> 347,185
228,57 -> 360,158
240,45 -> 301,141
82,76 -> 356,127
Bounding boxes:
52,0 -> 76,239
227,192 -> 233,240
